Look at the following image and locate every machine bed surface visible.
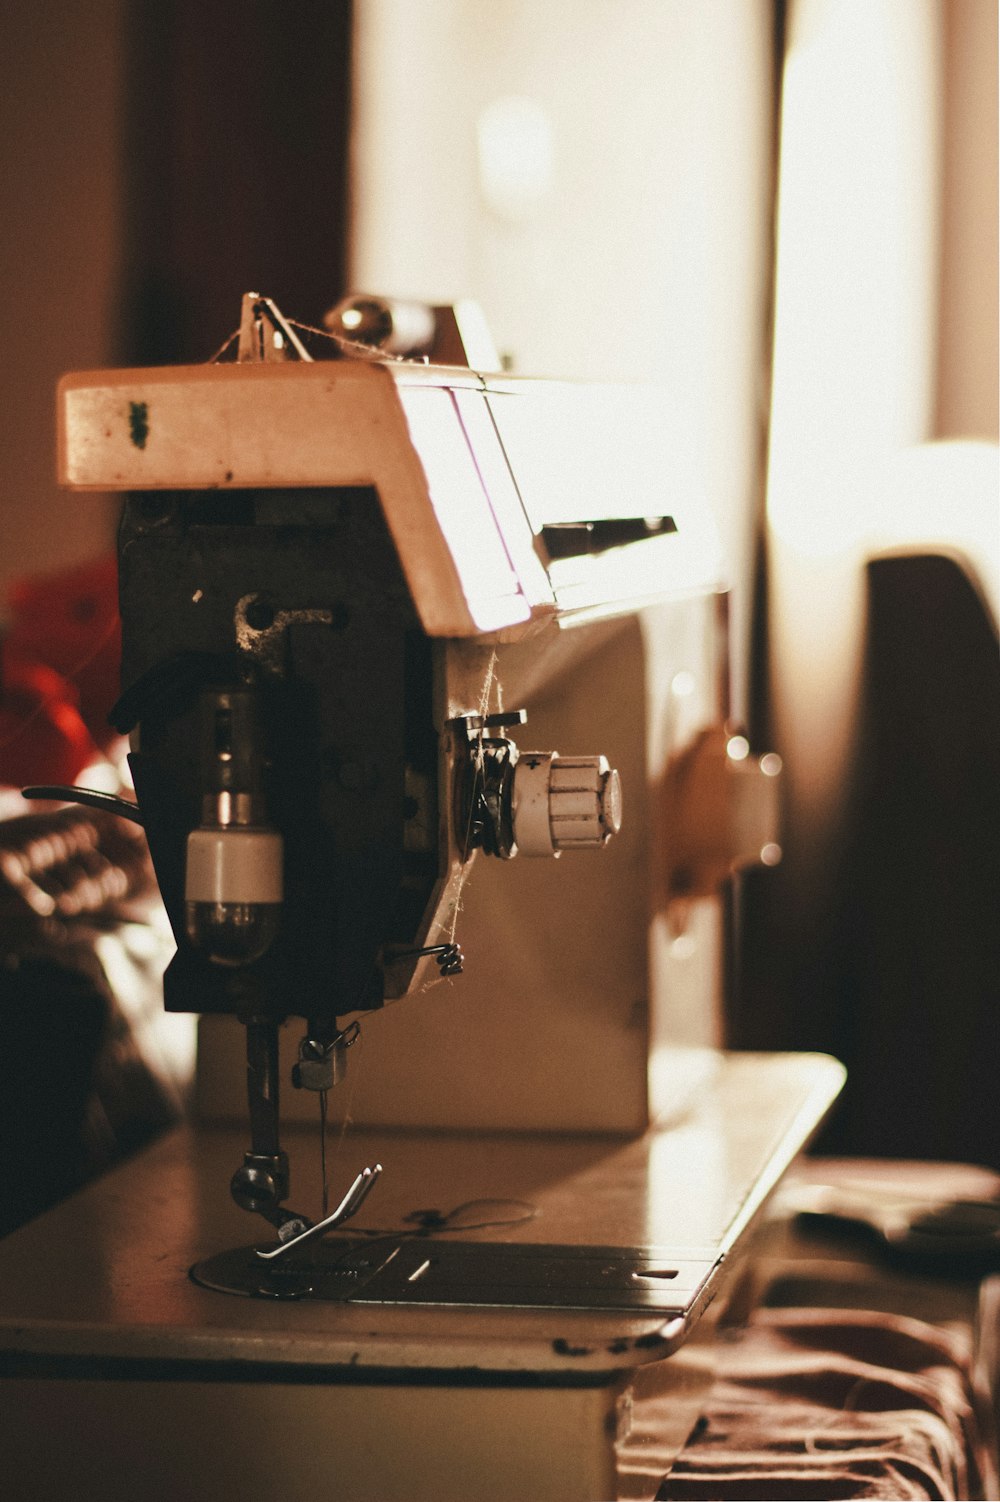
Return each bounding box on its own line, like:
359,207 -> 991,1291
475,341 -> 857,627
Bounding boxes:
0,1051 -> 842,1381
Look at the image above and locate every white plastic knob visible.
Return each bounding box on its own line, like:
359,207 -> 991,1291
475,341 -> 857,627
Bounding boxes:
512,753 -> 622,857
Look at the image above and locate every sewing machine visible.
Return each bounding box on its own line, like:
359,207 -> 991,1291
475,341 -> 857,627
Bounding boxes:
0,296 -> 843,1501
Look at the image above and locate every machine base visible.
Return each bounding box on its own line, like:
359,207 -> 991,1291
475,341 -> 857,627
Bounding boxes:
0,1051 -> 844,1501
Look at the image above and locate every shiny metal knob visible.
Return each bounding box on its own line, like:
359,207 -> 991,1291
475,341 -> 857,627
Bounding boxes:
512,753 -> 623,857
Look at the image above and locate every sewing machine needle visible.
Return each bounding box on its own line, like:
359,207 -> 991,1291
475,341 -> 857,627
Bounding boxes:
319,1088 -> 329,1221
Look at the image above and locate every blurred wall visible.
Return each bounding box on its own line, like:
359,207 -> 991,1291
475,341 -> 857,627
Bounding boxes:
936,0 -> 999,440
0,0 -> 127,605
120,0 -> 353,366
0,0 -> 354,612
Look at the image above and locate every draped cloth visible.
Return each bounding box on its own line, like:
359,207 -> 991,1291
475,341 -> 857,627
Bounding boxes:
656,1307 -> 991,1500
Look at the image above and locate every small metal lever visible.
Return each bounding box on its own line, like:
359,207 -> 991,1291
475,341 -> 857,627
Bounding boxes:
386,942 -> 464,977
255,1164 -> 383,1263
238,292 -> 314,363
22,786 -> 144,825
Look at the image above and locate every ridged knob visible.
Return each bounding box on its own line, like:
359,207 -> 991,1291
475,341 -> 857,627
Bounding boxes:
512,753 -> 623,857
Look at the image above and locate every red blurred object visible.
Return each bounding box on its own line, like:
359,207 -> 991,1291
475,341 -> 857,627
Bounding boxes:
0,555 -> 121,788
0,641 -> 98,787
6,556 -> 121,747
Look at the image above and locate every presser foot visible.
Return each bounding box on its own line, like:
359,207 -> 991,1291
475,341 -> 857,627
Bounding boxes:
195,1161 -> 385,1297
256,1163 -> 383,1264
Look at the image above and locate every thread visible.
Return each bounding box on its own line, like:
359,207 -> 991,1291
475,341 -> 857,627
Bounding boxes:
206,315 -> 436,367
206,328 -> 240,364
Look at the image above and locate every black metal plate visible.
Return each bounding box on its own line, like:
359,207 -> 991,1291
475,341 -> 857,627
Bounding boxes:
190,1238 -> 718,1312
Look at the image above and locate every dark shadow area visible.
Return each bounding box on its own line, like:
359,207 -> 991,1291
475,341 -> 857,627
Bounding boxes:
121,0 -> 354,364
737,551 -> 1000,1168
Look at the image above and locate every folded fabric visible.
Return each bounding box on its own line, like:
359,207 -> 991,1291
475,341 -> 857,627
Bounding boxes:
657,1307 -> 988,1500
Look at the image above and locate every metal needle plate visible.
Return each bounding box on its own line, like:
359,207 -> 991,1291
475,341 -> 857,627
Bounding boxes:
191,1239 -> 718,1313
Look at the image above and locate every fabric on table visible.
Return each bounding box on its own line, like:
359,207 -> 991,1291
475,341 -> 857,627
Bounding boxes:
656,1307 -> 988,1500
0,806 -> 181,1237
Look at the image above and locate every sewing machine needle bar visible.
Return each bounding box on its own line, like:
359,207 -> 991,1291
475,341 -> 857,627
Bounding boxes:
319,1089 -> 328,1221
255,1164 -> 383,1262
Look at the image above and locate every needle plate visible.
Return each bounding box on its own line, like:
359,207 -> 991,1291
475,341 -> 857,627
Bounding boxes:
191,1239 -> 719,1312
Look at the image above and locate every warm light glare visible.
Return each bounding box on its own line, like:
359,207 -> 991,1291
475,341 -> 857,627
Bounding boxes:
726,735 -> 750,762
767,1 -> 939,560
765,0 -> 941,874
398,387 -> 529,632
476,95 -> 554,224
670,932 -> 698,961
